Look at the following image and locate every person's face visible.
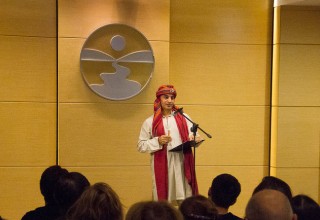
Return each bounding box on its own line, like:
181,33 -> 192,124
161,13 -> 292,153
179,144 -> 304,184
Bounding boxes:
160,94 -> 175,112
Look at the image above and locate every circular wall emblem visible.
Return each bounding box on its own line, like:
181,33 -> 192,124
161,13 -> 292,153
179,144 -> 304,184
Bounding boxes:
80,24 -> 154,100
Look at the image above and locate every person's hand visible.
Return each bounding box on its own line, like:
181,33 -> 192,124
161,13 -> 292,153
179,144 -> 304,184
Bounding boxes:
189,135 -> 203,143
158,131 -> 172,145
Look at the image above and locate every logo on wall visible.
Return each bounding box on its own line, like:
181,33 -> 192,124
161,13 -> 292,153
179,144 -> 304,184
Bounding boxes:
80,24 -> 154,100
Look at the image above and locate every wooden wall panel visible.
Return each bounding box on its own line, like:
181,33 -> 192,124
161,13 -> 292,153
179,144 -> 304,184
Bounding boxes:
182,106 -> 270,166
280,6 -> 320,44
277,107 -> 320,167
271,44 -> 280,105
170,43 -> 271,105
66,166 -> 153,212
272,5 -> 320,203
270,107 -> 278,168
59,103 -> 153,166
0,0 -> 56,37
278,44 -> 320,106
0,103 -> 56,166
170,0 -> 272,44
58,0 -> 169,41
0,1 -> 57,219
58,39 -> 169,103
0,167 -> 45,220
0,36 -> 56,102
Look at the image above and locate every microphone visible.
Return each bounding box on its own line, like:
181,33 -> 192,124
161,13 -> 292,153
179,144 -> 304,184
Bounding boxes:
173,107 -> 184,116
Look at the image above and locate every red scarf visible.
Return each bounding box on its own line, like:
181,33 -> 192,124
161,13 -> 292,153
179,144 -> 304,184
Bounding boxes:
152,103 -> 198,200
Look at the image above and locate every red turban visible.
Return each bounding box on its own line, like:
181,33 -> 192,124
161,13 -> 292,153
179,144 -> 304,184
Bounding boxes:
155,85 -> 177,99
153,85 -> 178,135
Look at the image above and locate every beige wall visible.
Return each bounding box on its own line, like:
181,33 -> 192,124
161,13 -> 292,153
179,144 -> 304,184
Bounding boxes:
0,1 -> 319,220
0,0 -> 57,219
271,5 -> 320,201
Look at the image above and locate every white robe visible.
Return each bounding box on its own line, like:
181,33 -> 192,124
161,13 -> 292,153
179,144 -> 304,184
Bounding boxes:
137,113 -> 193,202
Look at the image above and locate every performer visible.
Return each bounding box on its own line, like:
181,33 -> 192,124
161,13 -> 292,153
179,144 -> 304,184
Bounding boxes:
137,84 -> 201,203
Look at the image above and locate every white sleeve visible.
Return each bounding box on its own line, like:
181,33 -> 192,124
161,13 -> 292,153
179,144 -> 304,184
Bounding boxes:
137,116 -> 163,153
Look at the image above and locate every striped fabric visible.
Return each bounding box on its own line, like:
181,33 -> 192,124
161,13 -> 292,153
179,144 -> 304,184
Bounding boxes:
152,85 -> 177,136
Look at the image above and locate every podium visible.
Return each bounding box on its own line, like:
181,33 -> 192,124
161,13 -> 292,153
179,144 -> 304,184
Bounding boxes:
169,140 -> 204,152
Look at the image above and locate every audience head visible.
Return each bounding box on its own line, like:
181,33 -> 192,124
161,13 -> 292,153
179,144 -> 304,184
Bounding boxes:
69,172 -> 90,191
39,165 -> 68,205
245,189 -> 297,220
126,200 -> 183,220
66,182 -> 123,220
291,194 -> 320,220
179,195 -> 217,220
54,171 -> 90,215
252,176 -> 292,200
209,173 -> 241,209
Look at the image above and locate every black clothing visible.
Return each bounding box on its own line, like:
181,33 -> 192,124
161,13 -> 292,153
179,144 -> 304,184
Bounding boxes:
21,205 -> 61,220
218,212 -> 243,220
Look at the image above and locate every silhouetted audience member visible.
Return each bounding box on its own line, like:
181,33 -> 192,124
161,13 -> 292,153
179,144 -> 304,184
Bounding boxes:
179,195 -> 217,220
54,171 -> 90,218
291,194 -> 320,220
252,176 -> 292,201
69,172 -> 90,194
21,165 -> 68,220
66,182 -> 123,220
208,173 -> 243,220
126,200 -> 183,220
245,189 -> 297,220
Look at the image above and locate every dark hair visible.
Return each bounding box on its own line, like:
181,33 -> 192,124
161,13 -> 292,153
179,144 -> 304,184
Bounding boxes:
252,176 -> 292,200
66,182 -> 123,220
209,173 -> 241,208
69,172 -> 90,191
126,200 -> 182,220
40,165 -> 68,204
54,171 -> 90,215
179,195 -> 217,220
292,194 -> 320,220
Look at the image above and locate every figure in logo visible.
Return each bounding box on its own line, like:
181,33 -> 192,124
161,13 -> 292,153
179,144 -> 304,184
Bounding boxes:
80,28 -> 154,100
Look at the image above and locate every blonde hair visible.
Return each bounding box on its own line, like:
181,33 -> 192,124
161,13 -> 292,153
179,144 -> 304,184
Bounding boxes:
66,182 -> 123,220
126,200 -> 183,220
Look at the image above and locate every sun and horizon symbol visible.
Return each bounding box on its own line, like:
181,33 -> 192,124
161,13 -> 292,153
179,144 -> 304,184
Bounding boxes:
80,24 -> 154,100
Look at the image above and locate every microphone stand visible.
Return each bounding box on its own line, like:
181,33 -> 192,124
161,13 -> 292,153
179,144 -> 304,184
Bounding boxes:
175,108 -> 212,195
175,108 -> 212,140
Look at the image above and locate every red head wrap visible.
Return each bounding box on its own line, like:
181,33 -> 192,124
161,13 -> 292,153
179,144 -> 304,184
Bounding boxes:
153,85 -> 178,135
155,85 -> 177,99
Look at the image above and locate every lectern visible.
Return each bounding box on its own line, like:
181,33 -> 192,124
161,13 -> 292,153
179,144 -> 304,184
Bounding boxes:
169,140 -> 204,152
